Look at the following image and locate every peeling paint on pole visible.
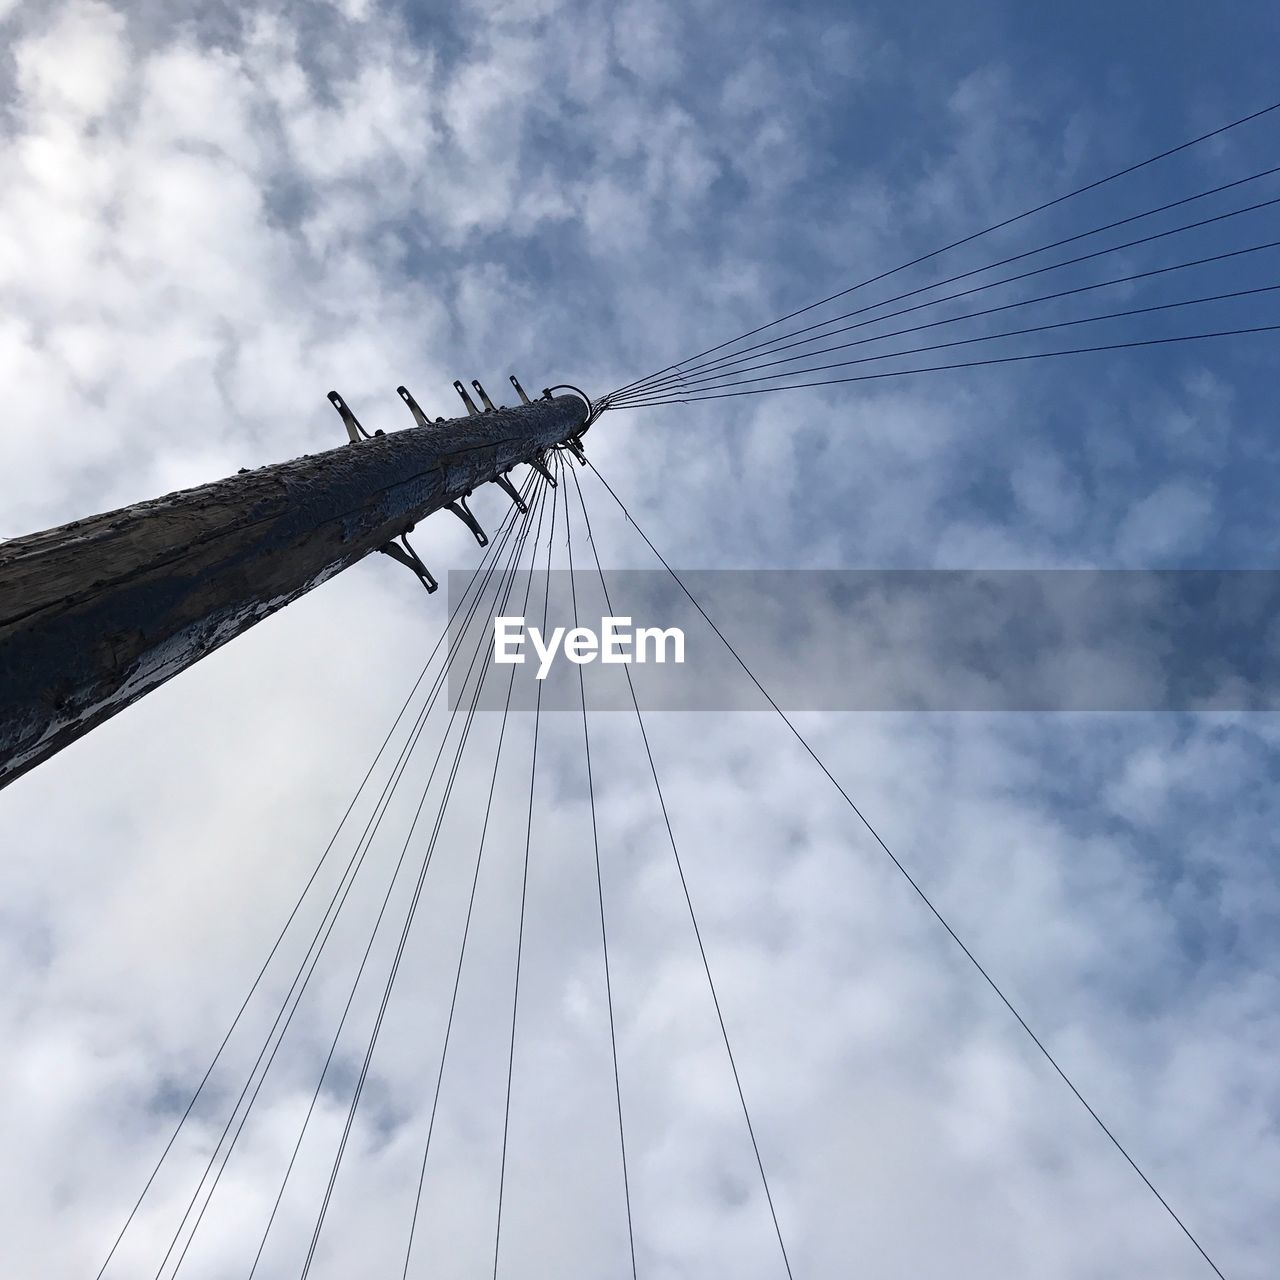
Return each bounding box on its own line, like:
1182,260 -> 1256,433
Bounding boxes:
0,395 -> 586,790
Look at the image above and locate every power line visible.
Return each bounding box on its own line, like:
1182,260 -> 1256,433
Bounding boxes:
243,480 -> 547,1278
610,191 -> 1280,405
297,480 -> 551,1280
493,472 -> 559,1280
611,323 -> 1280,408
167,481 -> 545,1279
564,468 -> 639,1280
144,484 -> 542,1280
607,97 -> 1280,401
567,462 -> 795,1280
94,485 -> 540,1280
617,165 -> 1280,401
399,478 -> 555,1279
581,459 -> 1229,1280
616,239 -> 1280,398
618,283 -> 1280,400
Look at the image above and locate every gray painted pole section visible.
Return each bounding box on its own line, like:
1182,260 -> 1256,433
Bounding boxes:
0,394 -> 587,790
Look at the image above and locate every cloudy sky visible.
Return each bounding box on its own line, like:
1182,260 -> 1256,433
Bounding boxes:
2,0 -> 1279,1276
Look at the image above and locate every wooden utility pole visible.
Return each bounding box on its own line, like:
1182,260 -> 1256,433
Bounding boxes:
0,391 -> 587,790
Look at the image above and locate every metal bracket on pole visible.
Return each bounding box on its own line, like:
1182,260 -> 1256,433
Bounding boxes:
562,437 -> 587,465
509,375 -> 532,405
453,381 -> 481,416
471,380 -> 498,412
528,453 -> 557,487
492,472 -> 528,513
329,390 -> 381,443
445,492 -> 489,546
396,385 -> 431,428
379,533 -> 438,593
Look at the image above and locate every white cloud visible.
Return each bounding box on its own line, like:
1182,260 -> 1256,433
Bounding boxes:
0,2 -> 1276,1278
14,0 -> 127,122
1115,479 -> 1216,563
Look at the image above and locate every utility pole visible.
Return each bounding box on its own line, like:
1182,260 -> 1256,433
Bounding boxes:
0,387 -> 588,791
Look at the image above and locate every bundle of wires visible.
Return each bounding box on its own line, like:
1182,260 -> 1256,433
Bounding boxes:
597,100 -> 1280,413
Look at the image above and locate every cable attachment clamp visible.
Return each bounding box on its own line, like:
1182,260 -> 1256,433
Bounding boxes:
329,390 -> 382,443
492,472 -> 529,513
396,385 -> 432,428
528,453 -> 557,488
379,532 -> 438,594
453,381 -> 481,416
445,492 -> 489,546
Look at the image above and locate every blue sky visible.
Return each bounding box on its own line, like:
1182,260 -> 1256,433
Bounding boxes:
1,1 -> 1279,1277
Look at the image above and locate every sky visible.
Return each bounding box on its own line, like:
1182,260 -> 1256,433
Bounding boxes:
1,0 -> 1279,1277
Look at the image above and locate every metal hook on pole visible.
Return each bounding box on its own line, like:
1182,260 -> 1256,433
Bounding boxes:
453,381 -> 481,416
378,532 -> 438,593
471,380 -> 498,412
445,492 -> 489,546
493,471 -> 529,513
397,385 -> 432,428
329,390 -> 374,442
528,453 -> 557,487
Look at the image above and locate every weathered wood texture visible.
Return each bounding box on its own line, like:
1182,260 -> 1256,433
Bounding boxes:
0,395 -> 586,789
